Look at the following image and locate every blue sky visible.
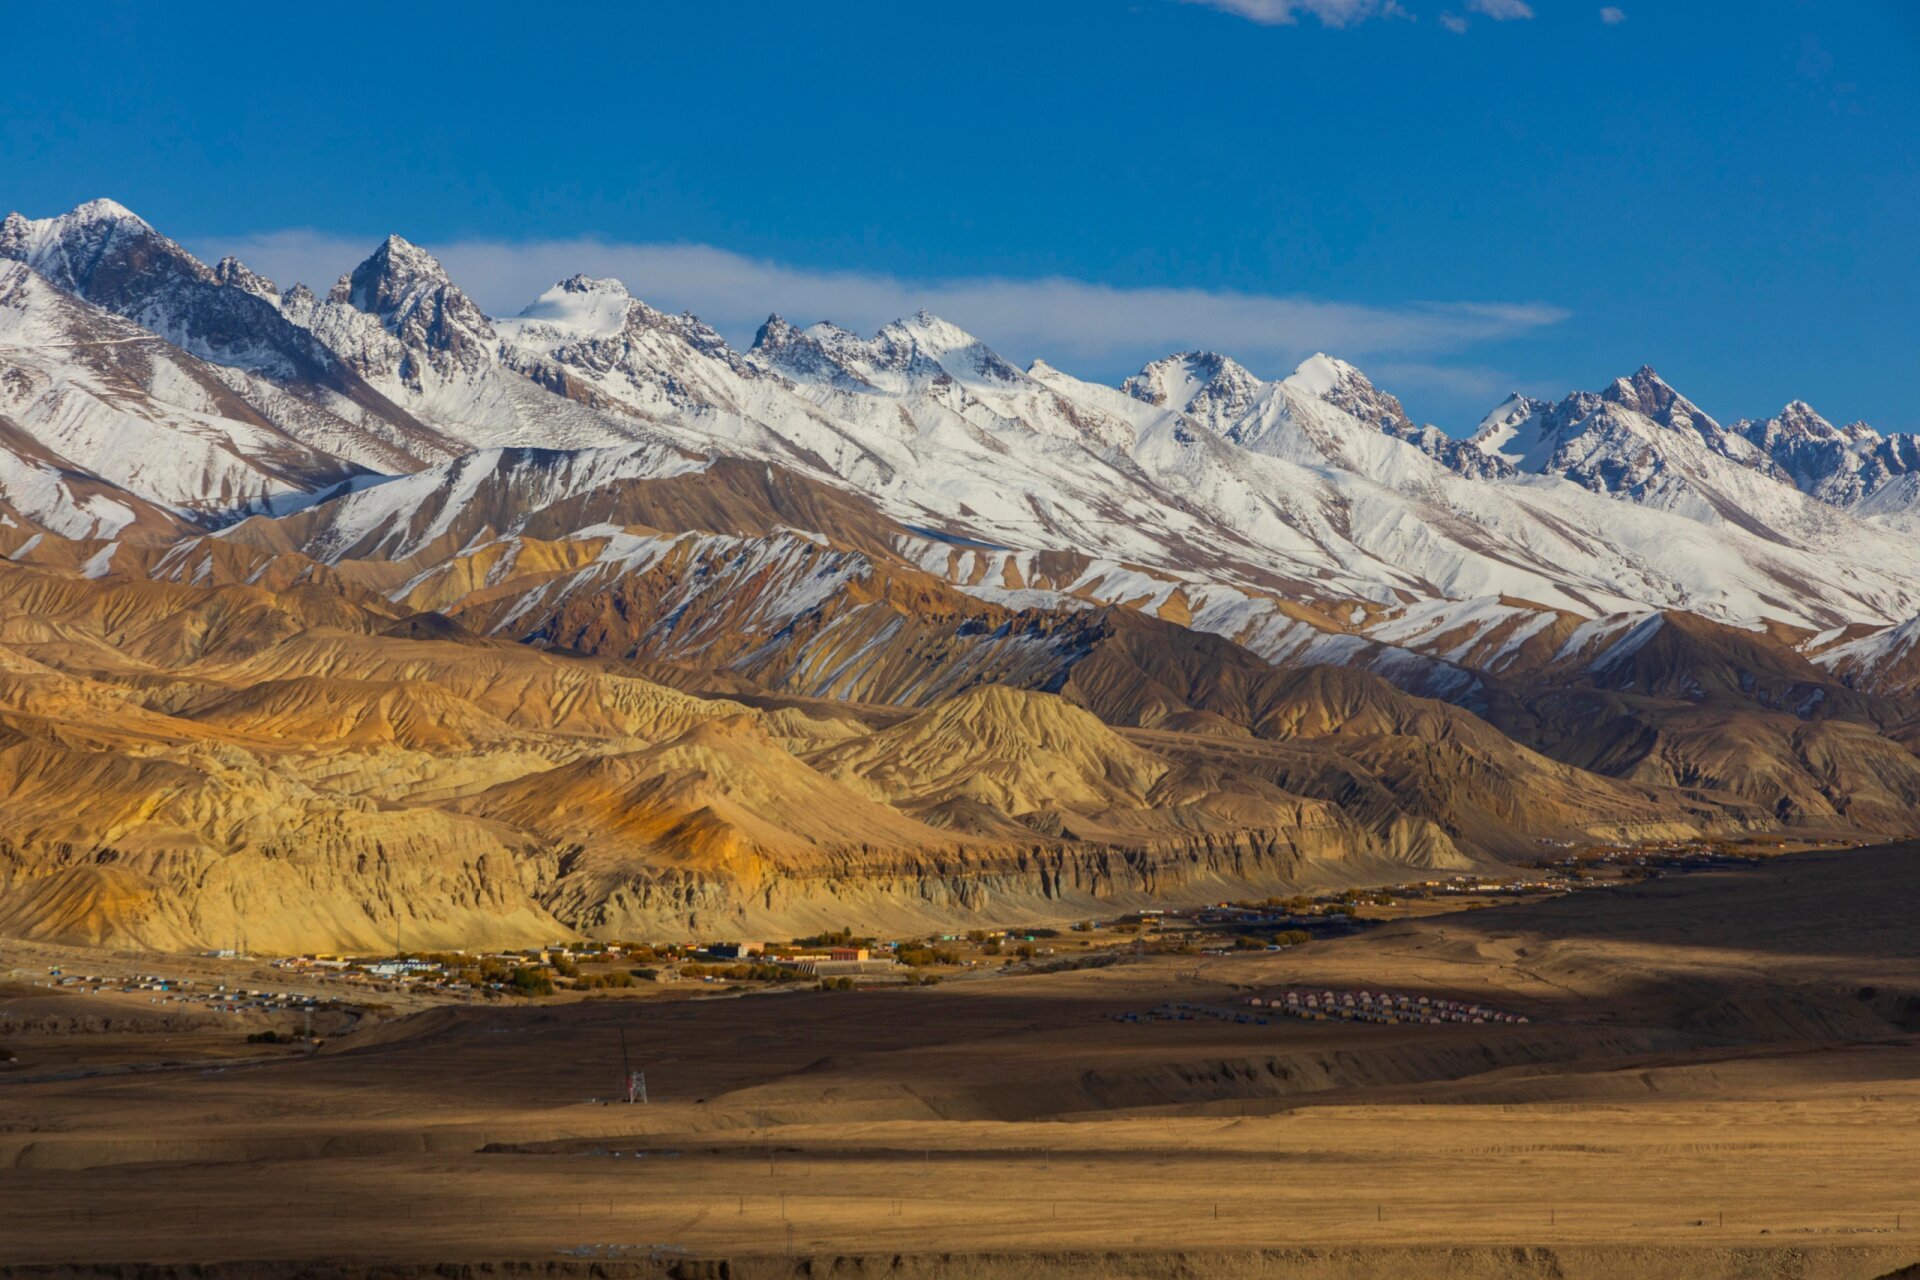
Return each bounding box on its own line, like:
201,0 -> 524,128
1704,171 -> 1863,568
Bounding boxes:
6,0 -> 1916,431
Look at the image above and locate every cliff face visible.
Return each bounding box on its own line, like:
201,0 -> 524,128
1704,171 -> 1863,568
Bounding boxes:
530,822 -> 1361,941
0,841 -> 565,955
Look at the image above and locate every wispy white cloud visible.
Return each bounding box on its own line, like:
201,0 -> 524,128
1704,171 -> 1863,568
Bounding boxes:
1183,0 -> 1545,32
192,229 -> 1568,381
1178,0 -> 1407,28
1599,6 -> 1627,23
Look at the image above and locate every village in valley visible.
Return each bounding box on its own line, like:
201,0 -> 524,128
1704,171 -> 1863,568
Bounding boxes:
0,838 -> 1804,1071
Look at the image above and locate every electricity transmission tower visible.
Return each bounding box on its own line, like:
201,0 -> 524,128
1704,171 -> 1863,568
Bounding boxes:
620,1028 -> 648,1103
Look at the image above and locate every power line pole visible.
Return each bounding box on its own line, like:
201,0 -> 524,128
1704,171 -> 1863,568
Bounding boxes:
619,1028 -> 647,1103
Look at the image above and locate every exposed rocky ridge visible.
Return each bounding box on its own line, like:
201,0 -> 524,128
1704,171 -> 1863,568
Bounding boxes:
238,486 -> 1867,860
1470,367 -> 1920,529
1733,399 -> 1920,507
0,547 -> 1780,952
0,262 -> 375,532
0,200 -> 459,476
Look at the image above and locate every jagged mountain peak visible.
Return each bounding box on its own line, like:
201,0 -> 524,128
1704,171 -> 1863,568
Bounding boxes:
1599,364 -> 1723,436
1118,348 -> 1495,475
313,234 -> 501,375
338,234 -> 458,313
753,313 -> 799,346
757,312 -> 1022,391
1481,391 -> 1548,423
510,275 -> 638,338
1470,393 -> 1551,462
1,197 -> 151,245
555,273 -> 632,297
749,313 -> 871,385
1747,400 -> 1830,443
1729,400 -> 1910,506
1469,365 -> 1806,505
1122,350 -> 1264,414
214,256 -> 278,299
877,308 -> 988,351
1282,351 -> 1362,395
748,308 -> 825,351
0,200 -> 453,455
62,196 -> 146,224
891,307 -> 974,340
0,196 -> 210,295
1287,352 -> 1422,438
796,318 -> 863,344
1738,399 -> 1880,448
883,311 -> 1026,384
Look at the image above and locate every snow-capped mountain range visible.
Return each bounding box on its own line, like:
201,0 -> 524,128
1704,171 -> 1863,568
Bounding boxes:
5,197 -> 1920,691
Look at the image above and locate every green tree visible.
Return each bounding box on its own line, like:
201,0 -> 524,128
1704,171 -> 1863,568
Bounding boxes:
508,967 -> 554,997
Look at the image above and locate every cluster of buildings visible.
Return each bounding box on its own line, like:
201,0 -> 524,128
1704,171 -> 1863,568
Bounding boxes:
1108,990 -> 1534,1030
1193,905 -> 1356,930
1249,989 -> 1530,1026
274,955 -> 453,989
34,968 -> 324,1015
707,942 -> 870,962
265,938 -> 907,995
705,942 -> 895,977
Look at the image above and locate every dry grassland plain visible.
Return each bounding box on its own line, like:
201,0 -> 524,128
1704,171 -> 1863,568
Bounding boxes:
3,844 -> 1919,1279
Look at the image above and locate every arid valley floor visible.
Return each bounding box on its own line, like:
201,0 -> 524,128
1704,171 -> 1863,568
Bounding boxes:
4,843 -> 1919,1279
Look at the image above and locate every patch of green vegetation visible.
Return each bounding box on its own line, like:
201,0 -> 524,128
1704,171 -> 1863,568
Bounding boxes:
575,971 -> 635,990
679,963 -> 809,983
895,944 -> 961,967
794,928 -> 873,949
507,967 -> 555,997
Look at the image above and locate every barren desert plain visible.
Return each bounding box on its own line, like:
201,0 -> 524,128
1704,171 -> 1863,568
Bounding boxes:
4,840 -> 1918,1280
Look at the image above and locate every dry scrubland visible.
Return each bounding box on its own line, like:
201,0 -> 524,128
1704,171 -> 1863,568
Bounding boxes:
4,844 -> 1920,1279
